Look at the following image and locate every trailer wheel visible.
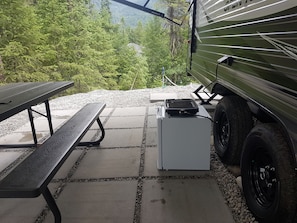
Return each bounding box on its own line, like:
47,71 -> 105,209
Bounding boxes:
213,96 -> 252,164
241,124 -> 297,223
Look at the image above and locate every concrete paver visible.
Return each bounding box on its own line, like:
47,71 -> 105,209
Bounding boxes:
0,183 -> 58,223
0,151 -> 24,172
54,150 -> 84,179
141,179 -> 234,223
99,107 -> 114,116
0,197 -> 45,223
0,131 -> 48,145
105,116 -> 145,129
16,117 -> 66,132
145,128 -> 157,146
144,147 -> 210,177
0,105 -> 235,223
147,115 -> 157,128
44,181 -> 137,223
100,128 -> 143,148
112,107 -> 146,116
148,106 -> 158,116
72,148 -> 141,179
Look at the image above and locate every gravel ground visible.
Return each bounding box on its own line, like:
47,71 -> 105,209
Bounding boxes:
0,83 -> 257,223
0,83 -> 199,137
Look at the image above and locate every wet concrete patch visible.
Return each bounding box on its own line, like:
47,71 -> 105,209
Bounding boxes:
0,132 -> 48,145
141,179 -> 235,223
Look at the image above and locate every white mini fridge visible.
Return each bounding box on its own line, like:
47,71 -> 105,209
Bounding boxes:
156,105 -> 211,170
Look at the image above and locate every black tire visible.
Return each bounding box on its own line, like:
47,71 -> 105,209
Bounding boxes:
241,124 -> 297,223
213,96 -> 253,165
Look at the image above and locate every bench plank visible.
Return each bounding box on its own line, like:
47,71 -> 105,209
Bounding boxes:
0,103 -> 105,198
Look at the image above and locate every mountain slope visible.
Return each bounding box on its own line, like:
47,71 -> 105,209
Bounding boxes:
91,0 -> 162,27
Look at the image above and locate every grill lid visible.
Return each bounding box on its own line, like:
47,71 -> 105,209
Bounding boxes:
165,99 -> 199,116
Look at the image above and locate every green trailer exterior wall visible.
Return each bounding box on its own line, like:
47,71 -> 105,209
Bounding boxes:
188,0 -> 297,157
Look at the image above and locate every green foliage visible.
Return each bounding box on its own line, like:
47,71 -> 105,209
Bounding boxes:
118,49 -> 149,90
127,22 -> 145,45
0,0 -> 46,82
0,0 -> 191,93
141,17 -> 170,87
34,0 -> 119,91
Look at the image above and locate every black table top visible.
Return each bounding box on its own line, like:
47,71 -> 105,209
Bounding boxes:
0,81 -> 74,122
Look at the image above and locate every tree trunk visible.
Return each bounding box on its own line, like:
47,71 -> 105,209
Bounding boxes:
167,5 -> 179,57
0,55 -> 4,81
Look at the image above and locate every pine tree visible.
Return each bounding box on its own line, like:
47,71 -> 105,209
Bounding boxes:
141,17 -> 170,87
88,5 -> 119,89
0,0 -> 47,82
35,0 -> 119,91
161,0 -> 190,85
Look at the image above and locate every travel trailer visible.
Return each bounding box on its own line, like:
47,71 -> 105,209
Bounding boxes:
187,1 -> 297,222
112,0 -> 297,222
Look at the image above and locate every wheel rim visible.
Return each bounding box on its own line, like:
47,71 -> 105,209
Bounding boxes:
217,111 -> 230,149
249,148 -> 277,208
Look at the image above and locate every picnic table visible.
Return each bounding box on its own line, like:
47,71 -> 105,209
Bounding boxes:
0,81 -> 74,148
0,81 -> 106,222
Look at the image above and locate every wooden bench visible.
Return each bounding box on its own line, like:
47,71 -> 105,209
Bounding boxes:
0,102 -> 106,223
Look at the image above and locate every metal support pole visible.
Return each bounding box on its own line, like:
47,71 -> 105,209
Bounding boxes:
42,187 -> 61,223
28,108 -> 38,145
97,118 -> 105,143
78,117 -> 105,147
45,100 -> 54,135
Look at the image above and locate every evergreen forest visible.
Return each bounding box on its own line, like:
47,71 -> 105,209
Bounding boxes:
0,0 -> 192,93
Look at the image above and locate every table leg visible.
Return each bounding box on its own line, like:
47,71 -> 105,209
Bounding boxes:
28,108 -> 38,145
42,187 -> 62,223
78,117 -> 105,147
45,100 -> 54,135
